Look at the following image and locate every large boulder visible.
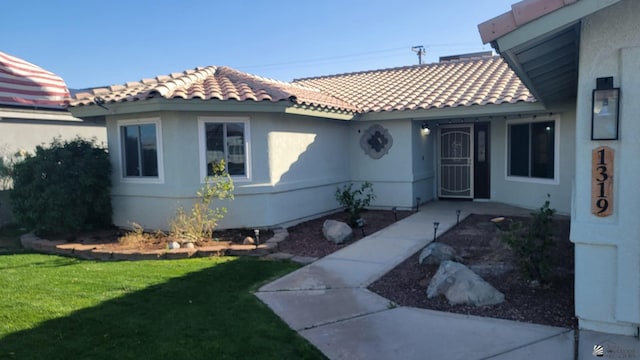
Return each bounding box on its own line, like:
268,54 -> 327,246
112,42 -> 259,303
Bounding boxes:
419,242 -> 460,265
322,220 -> 353,244
426,260 -> 504,306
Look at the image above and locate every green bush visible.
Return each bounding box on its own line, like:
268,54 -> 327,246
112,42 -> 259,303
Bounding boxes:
170,161 -> 234,242
335,182 -> 376,226
10,138 -> 112,236
501,195 -> 556,283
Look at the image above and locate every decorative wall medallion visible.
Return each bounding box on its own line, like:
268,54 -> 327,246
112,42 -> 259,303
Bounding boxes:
360,124 -> 393,159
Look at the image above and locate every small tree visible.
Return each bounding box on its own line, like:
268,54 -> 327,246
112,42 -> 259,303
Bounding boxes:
501,195 -> 556,283
10,137 -> 112,236
170,161 -> 234,242
335,182 -> 376,226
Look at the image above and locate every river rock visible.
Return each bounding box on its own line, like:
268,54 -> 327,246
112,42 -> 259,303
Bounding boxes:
322,219 -> 353,244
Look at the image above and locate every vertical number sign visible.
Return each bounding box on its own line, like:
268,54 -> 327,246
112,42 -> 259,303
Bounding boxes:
592,146 -> 614,217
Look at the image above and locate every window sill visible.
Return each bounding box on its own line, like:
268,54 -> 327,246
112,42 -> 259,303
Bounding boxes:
120,177 -> 164,184
505,175 -> 559,186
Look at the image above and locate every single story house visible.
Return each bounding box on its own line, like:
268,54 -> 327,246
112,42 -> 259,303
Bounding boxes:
0,51 -> 106,224
479,0 -> 639,337
67,0 -> 638,339
0,51 -> 106,158
68,54 -> 573,232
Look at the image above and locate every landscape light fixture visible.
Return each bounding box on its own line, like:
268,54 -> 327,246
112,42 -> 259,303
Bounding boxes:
433,222 -> 440,242
421,122 -> 431,136
591,77 -> 619,140
356,218 -> 366,236
416,197 -> 421,212
392,206 -> 398,221
456,209 -> 461,225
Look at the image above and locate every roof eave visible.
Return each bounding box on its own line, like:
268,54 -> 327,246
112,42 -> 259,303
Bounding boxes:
359,102 -> 546,121
68,98 -> 291,118
485,0 -> 621,105
68,97 -> 356,120
285,105 -> 356,121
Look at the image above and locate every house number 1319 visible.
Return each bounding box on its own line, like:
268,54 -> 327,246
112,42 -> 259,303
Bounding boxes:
591,146 -> 614,217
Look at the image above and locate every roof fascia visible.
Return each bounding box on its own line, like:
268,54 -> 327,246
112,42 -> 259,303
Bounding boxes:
492,0 -> 621,52
69,98 -> 292,118
0,108 -> 81,122
69,97 -> 356,121
359,102 -> 546,121
285,106 -> 355,120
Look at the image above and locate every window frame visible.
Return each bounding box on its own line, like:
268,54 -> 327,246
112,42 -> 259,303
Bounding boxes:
198,116 -> 251,182
117,118 -> 164,184
505,116 -> 560,185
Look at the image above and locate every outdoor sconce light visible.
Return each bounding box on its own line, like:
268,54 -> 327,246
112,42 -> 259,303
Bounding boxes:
392,206 -> 398,221
433,222 -> 440,242
592,77 -> 620,140
254,229 -> 260,248
421,122 -> 431,136
456,209 -> 461,225
416,197 -> 421,212
356,218 -> 366,236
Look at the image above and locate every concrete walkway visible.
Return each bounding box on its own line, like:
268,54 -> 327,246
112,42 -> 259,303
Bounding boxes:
256,201 -> 577,359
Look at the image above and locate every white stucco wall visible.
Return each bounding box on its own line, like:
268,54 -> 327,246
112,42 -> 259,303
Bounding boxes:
348,119 -> 422,209
489,105 -> 575,214
412,120 -> 437,206
572,0 -> 640,335
0,119 -> 106,157
108,111 -> 350,230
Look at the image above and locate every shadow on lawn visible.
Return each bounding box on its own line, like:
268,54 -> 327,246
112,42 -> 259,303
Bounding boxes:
0,258 -> 325,360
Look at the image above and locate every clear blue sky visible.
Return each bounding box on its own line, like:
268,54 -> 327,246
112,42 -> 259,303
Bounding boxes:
2,0 -> 516,89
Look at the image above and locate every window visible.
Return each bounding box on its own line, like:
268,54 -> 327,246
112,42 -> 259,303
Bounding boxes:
118,119 -> 163,182
199,117 -> 249,179
507,119 -> 556,181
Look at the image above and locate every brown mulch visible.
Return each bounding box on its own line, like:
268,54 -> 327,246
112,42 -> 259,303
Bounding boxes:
282,209 -> 575,328
279,209 -> 413,258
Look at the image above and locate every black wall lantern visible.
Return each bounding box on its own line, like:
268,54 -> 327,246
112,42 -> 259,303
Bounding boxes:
591,77 -> 620,140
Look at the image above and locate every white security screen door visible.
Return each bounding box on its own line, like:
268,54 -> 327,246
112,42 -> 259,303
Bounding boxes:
439,125 -> 474,198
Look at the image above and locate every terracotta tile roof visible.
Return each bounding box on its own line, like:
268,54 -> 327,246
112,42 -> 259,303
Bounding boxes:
293,56 -> 535,113
70,66 -> 358,112
70,56 -> 534,114
478,0 -> 577,44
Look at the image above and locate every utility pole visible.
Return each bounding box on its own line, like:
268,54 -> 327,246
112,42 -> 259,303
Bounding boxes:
411,45 -> 425,65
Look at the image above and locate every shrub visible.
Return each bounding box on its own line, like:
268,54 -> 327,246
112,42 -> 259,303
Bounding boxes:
10,137 -> 112,236
335,182 -> 376,226
501,195 -> 556,283
170,161 -> 234,242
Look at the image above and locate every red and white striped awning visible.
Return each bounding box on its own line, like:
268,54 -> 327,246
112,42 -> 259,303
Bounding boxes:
0,51 -> 70,109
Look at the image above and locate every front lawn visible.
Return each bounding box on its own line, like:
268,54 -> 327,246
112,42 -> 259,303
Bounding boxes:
0,254 -> 325,359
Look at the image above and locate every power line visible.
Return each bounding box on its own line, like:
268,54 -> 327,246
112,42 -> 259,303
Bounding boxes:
238,42 -> 482,71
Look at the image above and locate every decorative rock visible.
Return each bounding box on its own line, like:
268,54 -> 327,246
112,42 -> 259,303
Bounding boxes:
243,236 -> 256,245
168,241 -> 181,250
183,242 -> 195,249
419,242 -> 460,265
322,220 -> 353,244
426,260 -> 504,307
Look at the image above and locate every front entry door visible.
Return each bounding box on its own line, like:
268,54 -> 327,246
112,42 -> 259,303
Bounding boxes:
439,125 -> 473,198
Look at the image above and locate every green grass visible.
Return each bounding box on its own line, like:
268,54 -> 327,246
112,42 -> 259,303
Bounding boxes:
0,254 -> 326,360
